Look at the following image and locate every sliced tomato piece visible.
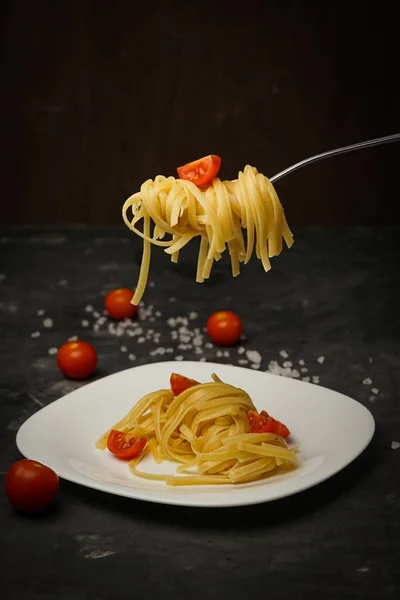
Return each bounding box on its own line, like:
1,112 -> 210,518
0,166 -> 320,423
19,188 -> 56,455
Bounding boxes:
177,155 -> 221,187
170,373 -> 199,396
248,410 -> 290,438
107,430 -> 147,460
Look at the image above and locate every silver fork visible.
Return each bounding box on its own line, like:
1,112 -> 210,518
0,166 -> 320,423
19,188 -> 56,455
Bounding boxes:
270,133 -> 400,184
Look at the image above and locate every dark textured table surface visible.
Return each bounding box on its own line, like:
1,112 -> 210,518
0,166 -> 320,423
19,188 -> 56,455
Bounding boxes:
1,226 -> 399,600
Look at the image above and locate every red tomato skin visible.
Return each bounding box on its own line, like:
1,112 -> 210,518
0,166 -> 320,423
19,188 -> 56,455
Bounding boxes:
107,430 -> 147,460
170,373 -> 199,396
248,410 -> 290,438
206,311 -> 243,346
105,288 -> 138,321
177,155 -> 221,186
5,460 -> 59,513
57,341 -> 97,380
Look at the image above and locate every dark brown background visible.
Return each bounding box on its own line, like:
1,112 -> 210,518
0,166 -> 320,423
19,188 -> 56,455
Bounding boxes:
1,0 -> 399,226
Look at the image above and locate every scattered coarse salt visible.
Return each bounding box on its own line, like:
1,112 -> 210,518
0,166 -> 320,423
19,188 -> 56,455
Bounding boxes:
179,334 -> 191,343
31,331 -> 41,338
291,369 -> 300,378
189,311 -> 198,320
369,357 -> 373,364
171,331 -> 178,341
126,330 -> 135,337
302,376 -> 310,382
169,297 -> 176,302
194,347 -> 203,355
246,350 -> 261,364
68,335 -> 78,342
85,305 -> 94,313
120,346 -> 127,353
391,441 -> 400,450
238,359 -> 248,365
298,359 -> 305,366
81,320 -> 89,327
93,324 -> 100,332
48,347 -> 58,355
363,377 -> 372,385
137,337 -> 145,343
149,317 -> 155,322
93,311 -> 100,319
149,281 -> 155,288
205,342 -> 213,349
193,335 -> 203,347
317,356 -> 325,364
371,388 -> 379,395
167,317 -> 176,327
279,350 -> 289,359
58,279 -> 68,286
216,350 -> 223,358
368,395 -> 376,403
43,318 -> 54,328
283,361 -> 292,368
251,364 -> 260,370
199,357 -> 207,362
166,348 -> 174,354
175,356 -> 183,361
155,311 -> 162,318
37,309 -> 45,316
223,350 -> 230,357
312,375 -> 320,384
301,367 -> 308,373
237,347 -> 245,355
128,354 -> 136,361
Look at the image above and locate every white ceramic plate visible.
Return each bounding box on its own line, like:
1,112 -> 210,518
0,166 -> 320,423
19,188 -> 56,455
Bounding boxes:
16,361 -> 375,508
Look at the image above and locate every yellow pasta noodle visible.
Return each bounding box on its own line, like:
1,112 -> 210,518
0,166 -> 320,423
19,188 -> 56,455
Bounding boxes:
96,374 -> 298,486
122,165 -> 293,305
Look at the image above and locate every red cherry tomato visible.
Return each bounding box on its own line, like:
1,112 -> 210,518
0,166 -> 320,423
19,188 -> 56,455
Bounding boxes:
248,410 -> 291,438
206,311 -> 243,346
107,430 -> 147,460
57,341 -> 97,380
177,155 -> 221,187
105,288 -> 138,320
5,459 -> 59,513
170,373 -> 199,396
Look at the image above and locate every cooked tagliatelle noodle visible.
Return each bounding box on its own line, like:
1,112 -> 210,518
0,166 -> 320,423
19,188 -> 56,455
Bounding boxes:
122,165 -> 293,305
96,374 -> 298,486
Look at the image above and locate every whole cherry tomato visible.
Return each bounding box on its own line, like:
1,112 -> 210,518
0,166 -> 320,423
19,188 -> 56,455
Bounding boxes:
206,311 -> 243,346
5,459 -> 59,513
57,340 -> 97,379
105,288 -> 138,320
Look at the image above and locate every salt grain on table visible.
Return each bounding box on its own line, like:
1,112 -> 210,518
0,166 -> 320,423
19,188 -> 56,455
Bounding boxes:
120,346 -> 127,352
371,388 -> 379,395
301,367 -> 308,373
303,376 -> 310,382
169,297 -> 176,302
205,342 -> 213,349
137,337 -> 145,343
128,354 -> 136,361
175,356 -> 183,361
238,359 -> 248,365
283,361 -> 292,368
246,350 -> 261,364
312,376 -> 320,384
199,357 -> 207,362
237,347 -> 245,355
81,320 -> 89,327
31,331 -> 41,338
37,309 -> 45,316
317,356 -> 325,364
85,305 -> 94,313
363,377 -> 372,385
68,335 -> 78,341
43,318 -> 54,328
391,441 -> 400,450
279,350 -> 289,359
298,359 -> 305,366
189,311 -> 198,320
48,347 -> 58,355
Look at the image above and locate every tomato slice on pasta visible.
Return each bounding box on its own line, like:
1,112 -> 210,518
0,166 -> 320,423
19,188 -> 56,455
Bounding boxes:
177,155 -> 221,186
248,410 -> 290,438
107,430 -> 147,460
170,373 -> 199,396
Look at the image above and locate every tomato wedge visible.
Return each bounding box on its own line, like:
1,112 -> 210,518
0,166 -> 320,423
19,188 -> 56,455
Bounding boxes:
248,410 -> 291,438
170,373 -> 199,396
177,155 -> 221,187
107,430 -> 147,460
